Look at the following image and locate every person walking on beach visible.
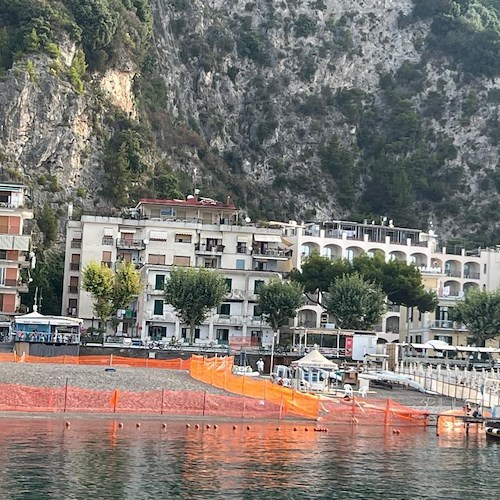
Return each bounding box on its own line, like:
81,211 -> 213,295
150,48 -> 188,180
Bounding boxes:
257,358 -> 265,375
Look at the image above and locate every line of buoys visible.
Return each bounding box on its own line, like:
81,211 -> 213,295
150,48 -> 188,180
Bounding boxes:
246,425 -> 251,430
118,422 -> 124,429
276,427 -> 280,431
162,423 -> 167,429
233,425 -> 237,430
213,424 -> 218,430
65,421 -> 70,428
136,423 -> 141,428
392,429 -> 401,435
293,427 -> 298,431
305,428 -> 309,432
186,423 -> 190,429
206,424 -> 211,429
195,424 -> 200,429
314,428 -> 328,433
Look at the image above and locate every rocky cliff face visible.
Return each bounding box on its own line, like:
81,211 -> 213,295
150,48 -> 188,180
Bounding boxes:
1,0 -> 499,245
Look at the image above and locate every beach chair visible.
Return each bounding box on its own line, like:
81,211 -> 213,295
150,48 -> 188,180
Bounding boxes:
343,384 -> 354,397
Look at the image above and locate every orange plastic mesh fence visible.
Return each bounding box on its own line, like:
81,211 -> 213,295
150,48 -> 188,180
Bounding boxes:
0,383 -> 282,418
0,353 -> 190,370
189,355 -> 320,420
189,355 -> 429,425
318,397 -> 429,426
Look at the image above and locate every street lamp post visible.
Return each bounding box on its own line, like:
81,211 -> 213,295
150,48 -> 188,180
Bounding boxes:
270,330 -> 278,376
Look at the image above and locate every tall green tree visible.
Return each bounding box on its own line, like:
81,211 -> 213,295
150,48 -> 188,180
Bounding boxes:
352,254 -> 438,312
257,279 -> 305,332
21,250 -> 64,315
164,267 -> 227,344
82,261 -> 142,337
289,253 -> 351,295
323,273 -> 386,330
291,252 -> 437,312
453,289 -> 500,346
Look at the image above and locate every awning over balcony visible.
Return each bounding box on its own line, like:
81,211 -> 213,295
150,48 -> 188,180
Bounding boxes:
200,231 -> 223,239
237,235 -> 249,242
253,234 -> 282,243
149,230 -> 168,241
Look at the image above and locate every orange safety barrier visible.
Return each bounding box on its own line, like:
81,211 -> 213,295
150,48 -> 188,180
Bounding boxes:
189,355 -> 320,420
0,383 -> 282,418
318,397 -> 429,426
0,353 -> 190,371
189,355 -> 430,425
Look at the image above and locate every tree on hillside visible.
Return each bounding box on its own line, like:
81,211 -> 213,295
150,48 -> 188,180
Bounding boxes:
257,279 -> 305,332
453,289 -> 500,346
323,273 -> 386,330
82,261 -> 142,339
164,267 -> 227,344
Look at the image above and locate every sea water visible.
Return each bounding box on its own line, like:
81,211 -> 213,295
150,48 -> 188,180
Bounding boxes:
0,417 -> 498,499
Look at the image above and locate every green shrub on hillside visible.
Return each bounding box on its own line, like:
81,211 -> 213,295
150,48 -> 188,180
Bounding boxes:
411,0 -> 500,77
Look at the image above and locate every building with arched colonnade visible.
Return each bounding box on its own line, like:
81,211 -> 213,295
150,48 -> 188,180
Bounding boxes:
277,219 -> 500,349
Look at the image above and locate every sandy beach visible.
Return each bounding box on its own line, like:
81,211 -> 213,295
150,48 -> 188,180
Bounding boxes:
0,361 -> 461,413
0,362 -> 229,394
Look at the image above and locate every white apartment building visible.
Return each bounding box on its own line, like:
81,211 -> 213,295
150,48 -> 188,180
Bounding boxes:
406,245 -> 500,347
0,183 -> 33,336
62,196 -> 293,348
278,219 -> 500,347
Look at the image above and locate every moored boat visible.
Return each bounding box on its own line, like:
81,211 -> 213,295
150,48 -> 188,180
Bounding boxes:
484,405 -> 500,440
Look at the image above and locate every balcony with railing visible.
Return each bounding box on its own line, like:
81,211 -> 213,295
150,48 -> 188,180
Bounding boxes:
1,279 -> 28,292
102,237 -> 114,246
115,260 -> 144,271
70,239 -> 82,248
236,244 -> 250,254
431,319 -> 467,330
432,319 -> 452,329
70,262 -> 80,271
252,247 -> 293,259
68,286 -> 79,294
214,314 -> 231,324
0,252 -> 30,267
226,289 -> 245,300
464,272 -> 480,280
195,243 -> 225,254
116,238 -> 146,250
147,285 -> 165,295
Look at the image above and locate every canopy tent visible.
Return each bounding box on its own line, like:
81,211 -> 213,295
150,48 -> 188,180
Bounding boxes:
291,349 -> 339,370
14,311 -> 83,327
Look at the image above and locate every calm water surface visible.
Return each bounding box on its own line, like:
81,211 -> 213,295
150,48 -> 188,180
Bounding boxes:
0,417 -> 498,499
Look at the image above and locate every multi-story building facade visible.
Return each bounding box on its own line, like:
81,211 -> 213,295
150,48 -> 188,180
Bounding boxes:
279,219 -> 500,348
405,245 -> 500,347
62,196 -> 293,348
0,183 -> 33,336
279,219 -> 439,342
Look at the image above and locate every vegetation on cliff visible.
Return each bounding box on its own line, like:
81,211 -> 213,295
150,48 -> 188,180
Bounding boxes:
2,0 -> 500,250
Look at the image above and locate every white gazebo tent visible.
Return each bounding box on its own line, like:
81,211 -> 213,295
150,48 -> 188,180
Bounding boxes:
291,350 -> 339,391
291,349 -> 339,370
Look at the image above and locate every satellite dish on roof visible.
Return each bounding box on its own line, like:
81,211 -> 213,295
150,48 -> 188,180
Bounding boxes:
245,217 -> 251,223
187,195 -> 195,199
